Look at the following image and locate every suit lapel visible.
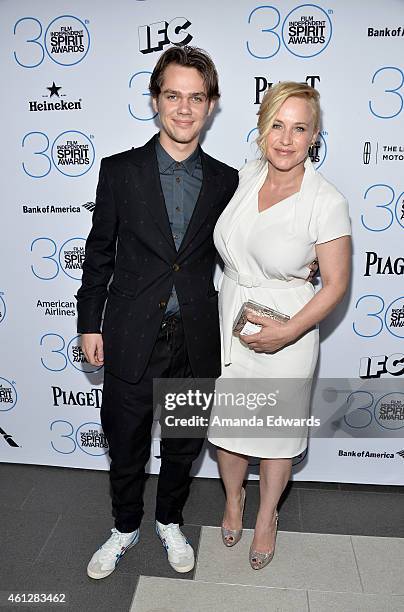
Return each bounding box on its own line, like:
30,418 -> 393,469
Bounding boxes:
128,136 -> 176,251
178,149 -> 221,255
127,137 -> 223,257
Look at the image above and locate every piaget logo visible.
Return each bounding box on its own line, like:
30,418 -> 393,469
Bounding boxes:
51,385 -> 102,408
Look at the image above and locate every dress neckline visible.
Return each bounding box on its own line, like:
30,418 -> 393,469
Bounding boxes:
257,191 -> 298,215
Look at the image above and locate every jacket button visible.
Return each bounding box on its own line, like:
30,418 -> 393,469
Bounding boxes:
172,263 -> 180,272
159,300 -> 167,309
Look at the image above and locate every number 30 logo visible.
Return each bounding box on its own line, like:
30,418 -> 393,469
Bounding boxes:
13,15 -> 90,68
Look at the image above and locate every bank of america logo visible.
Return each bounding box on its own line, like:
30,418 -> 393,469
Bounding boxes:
82,201 -> 95,212
396,449 -> 404,460
363,141 -> 371,164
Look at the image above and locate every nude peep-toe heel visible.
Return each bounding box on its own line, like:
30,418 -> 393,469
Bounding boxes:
221,488 -> 246,547
249,511 -> 278,570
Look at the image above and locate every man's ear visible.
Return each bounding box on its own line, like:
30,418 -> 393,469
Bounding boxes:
152,96 -> 159,114
207,98 -> 216,116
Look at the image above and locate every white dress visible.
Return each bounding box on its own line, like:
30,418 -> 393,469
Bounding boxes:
208,157 -> 351,458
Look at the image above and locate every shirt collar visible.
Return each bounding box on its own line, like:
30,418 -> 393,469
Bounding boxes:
155,136 -> 200,175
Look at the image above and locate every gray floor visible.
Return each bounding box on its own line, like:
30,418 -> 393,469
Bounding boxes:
1,463 -> 403,611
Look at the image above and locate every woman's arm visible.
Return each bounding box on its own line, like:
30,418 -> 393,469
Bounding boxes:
243,235 -> 351,353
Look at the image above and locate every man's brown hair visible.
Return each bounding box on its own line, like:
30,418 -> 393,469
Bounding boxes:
149,45 -> 220,101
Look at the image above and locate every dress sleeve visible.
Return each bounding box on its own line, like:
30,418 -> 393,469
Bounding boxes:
316,192 -> 351,245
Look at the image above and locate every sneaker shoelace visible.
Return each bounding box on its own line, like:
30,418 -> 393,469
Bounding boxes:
162,524 -> 187,550
98,528 -> 132,561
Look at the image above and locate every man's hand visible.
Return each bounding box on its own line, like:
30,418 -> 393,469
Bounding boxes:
81,333 -> 104,367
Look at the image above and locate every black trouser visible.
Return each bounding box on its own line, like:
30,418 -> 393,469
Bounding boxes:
101,315 -> 204,533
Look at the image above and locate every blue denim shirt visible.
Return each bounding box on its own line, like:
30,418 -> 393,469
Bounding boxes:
155,138 -> 203,316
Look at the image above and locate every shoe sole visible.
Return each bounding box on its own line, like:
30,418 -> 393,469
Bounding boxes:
169,559 -> 195,573
87,531 -> 140,580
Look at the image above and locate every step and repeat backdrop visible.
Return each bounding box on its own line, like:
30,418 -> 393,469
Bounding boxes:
1,0 -> 403,484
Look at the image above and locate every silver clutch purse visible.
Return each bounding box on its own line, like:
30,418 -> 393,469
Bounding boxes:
233,300 -> 290,336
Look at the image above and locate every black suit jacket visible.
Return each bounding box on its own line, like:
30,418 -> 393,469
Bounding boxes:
76,135 -> 238,383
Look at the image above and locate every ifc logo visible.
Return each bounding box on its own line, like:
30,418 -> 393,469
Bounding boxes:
44,15 -> 90,66
0,378 -> 18,412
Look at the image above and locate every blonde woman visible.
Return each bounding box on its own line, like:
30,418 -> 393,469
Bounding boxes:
209,82 -> 351,569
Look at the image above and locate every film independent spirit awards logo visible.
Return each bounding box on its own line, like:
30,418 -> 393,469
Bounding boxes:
282,5 -> 332,57
0,378 -> 18,412
52,131 -> 95,177
77,423 -> 108,456
372,393 -> 404,431
0,294 -> 6,325
247,4 -> 332,59
45,15 -> 90,65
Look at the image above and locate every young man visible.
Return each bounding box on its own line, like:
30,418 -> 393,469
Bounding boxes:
76,46 -> 238,578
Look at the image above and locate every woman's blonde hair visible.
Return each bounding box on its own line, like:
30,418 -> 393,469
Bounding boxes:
257,81 -> 321,156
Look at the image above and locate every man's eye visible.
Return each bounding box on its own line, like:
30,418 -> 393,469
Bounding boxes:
191,96 -> 203,103
167,94 -> 177,100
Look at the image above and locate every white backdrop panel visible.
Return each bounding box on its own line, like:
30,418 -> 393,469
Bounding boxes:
1,0 -> 403,484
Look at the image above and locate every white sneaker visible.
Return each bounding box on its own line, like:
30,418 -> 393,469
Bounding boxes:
87,528 -> 139,579
156,521 -> 195,573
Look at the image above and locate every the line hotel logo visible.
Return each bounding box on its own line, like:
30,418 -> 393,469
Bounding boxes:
363,142 -> 371,164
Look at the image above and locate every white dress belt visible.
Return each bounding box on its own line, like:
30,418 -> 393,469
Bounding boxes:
224,266 -> 307,289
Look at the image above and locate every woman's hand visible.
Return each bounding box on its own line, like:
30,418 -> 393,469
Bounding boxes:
240,314 -> 296,353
